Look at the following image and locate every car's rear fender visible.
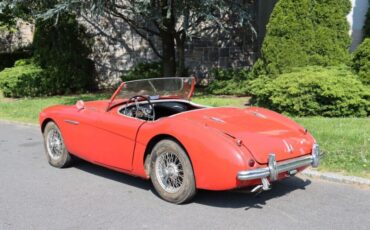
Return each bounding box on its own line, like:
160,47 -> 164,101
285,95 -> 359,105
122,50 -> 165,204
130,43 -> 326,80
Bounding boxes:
132,117 -> 256,190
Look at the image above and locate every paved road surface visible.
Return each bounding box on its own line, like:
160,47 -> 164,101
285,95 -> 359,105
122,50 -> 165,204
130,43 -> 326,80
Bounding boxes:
1,121 -> 369,230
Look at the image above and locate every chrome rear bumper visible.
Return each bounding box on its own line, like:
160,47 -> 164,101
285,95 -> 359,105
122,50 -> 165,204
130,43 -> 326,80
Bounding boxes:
237,144 -> 320,181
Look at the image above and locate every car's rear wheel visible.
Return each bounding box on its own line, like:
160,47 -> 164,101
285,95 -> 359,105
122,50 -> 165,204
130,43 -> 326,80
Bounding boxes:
43,121 -> 72,168
150,139 -> 196,204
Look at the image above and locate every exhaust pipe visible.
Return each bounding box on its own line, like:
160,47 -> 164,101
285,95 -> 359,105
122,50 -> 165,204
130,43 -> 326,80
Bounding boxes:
251,177 -> 271,193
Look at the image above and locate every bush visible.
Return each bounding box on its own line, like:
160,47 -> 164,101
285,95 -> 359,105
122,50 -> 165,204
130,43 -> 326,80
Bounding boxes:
121,62 -> 163,82
205,68 -> 250,96
352,38 -> 370,85
0,49 -> 32,72
253,0 -> 351,76
14,58 -> 34,66
33,13 -> 96,95
0,62 -> 45,98
250,66 -> 370,117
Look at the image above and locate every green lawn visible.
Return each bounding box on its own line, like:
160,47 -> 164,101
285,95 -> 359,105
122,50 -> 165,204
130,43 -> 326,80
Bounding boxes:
0,93 -> 109,123
295,117 -> 369,178
0,93 -> 249,123
0,93 -> 369,178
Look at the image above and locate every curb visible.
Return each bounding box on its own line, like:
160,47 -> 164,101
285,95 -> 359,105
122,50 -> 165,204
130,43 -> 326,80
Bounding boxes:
301,169 -> 370,187
0,119 -> 38,127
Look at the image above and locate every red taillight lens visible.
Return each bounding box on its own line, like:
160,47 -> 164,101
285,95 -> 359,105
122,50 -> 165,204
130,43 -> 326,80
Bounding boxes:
248,159 -> 255,167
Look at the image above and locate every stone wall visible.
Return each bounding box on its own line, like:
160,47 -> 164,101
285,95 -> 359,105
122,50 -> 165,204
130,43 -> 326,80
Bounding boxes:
0,3 -> 265,88
184,33 -> 257,79
0,20 -> 34,53
79,1 -> 260,87
79,14 -> 159,88
0,1 -> 273,88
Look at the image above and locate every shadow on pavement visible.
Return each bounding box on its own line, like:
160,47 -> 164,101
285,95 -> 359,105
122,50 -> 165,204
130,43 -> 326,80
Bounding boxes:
193,177 -> 311,209
73,159 -> 152,191
73,159 -> 311,209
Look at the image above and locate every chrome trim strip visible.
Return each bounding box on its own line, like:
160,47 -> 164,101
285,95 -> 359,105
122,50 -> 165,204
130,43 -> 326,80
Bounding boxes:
237,144 -> 321,181
64,120 -> 79,125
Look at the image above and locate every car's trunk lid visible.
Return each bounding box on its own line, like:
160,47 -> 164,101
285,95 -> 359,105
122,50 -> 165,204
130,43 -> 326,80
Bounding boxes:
180,107 -> 313,163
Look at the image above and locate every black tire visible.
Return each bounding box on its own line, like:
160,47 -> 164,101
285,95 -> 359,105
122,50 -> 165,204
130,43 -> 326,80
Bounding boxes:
150,139 -> 196,204
43,121 -> 72,168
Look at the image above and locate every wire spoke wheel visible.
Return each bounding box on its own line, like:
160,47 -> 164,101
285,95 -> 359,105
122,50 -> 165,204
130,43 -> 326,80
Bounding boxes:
150,139 -> 196,204
43,122 -> 72,168
46,128 -> 64,160
155,152 -> 184,193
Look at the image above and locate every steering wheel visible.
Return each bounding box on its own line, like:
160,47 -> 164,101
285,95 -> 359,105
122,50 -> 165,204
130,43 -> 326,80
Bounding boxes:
125,95 -> 155,121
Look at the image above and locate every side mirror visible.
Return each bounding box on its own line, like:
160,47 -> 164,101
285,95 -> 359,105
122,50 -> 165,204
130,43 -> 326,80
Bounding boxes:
76,100 -> 85,111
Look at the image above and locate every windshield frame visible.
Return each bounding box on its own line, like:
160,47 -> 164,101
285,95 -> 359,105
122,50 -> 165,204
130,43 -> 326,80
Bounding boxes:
106,77 -> 195,112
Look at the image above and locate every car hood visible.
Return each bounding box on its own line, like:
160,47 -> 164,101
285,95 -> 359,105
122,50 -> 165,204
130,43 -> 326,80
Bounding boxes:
177,107 -> 314,164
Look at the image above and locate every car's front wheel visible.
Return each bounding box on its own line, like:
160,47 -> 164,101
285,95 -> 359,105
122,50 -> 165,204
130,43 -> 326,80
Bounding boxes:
150,139 -> 196,204
43,121 -> 72,168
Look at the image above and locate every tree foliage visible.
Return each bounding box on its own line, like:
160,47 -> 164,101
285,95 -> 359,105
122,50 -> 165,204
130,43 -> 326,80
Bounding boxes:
0,13 -> 96,98
32,13 -> 96,94
253,0 -> 351,77
0,13 -> 97,98
352,38 -> 370,85
0,3 -> 16,28
0,1 -> 96,96
0,0 -> 45,27
34,0 -> 255,77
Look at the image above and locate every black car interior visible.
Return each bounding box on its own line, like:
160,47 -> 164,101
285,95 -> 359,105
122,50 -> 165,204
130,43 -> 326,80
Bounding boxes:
119,97 -> 202,121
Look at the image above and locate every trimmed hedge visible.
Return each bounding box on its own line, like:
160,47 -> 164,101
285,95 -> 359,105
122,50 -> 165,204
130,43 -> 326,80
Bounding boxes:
250,66 -> 369,117
253,0 -> 351,76
206,68 -> 250,96
0,61 -> 45,98
352,38 -> 370,85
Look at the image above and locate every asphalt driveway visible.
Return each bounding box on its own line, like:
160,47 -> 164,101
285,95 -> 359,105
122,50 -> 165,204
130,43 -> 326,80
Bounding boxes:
1,121 -> 369,230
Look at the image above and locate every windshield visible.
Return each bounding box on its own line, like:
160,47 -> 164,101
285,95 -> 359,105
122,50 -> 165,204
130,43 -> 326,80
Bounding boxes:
115,77 -> 195,101
106,77 -> 195,111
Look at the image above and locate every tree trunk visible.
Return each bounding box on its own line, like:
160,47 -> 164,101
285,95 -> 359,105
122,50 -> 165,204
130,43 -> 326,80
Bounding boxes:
160,0 -> 176,77
175,33 -> 186,77
161,30 -> 176,77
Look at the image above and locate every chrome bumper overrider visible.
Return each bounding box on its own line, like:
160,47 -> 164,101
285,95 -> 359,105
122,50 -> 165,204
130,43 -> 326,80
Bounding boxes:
237,144 -> 321,182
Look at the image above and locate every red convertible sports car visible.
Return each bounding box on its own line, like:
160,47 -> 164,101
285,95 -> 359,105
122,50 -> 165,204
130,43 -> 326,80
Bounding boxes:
40,77 -> 320,204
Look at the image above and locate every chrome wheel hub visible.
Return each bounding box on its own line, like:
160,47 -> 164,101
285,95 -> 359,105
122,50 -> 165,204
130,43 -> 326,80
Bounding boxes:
155,152 -> 184,193
46,128 -> 64,160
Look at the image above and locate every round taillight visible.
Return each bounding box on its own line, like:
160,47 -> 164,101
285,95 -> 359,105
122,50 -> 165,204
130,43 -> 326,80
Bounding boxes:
248,159 -> 255,167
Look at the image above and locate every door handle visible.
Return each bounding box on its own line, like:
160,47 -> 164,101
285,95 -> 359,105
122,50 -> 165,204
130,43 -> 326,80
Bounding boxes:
64,120 -> 79,125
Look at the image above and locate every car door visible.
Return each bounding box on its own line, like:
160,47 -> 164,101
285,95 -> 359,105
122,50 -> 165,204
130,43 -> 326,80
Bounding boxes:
61,104 -> 144,171
91,110 -> 145,171
60,107 -> 100,161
